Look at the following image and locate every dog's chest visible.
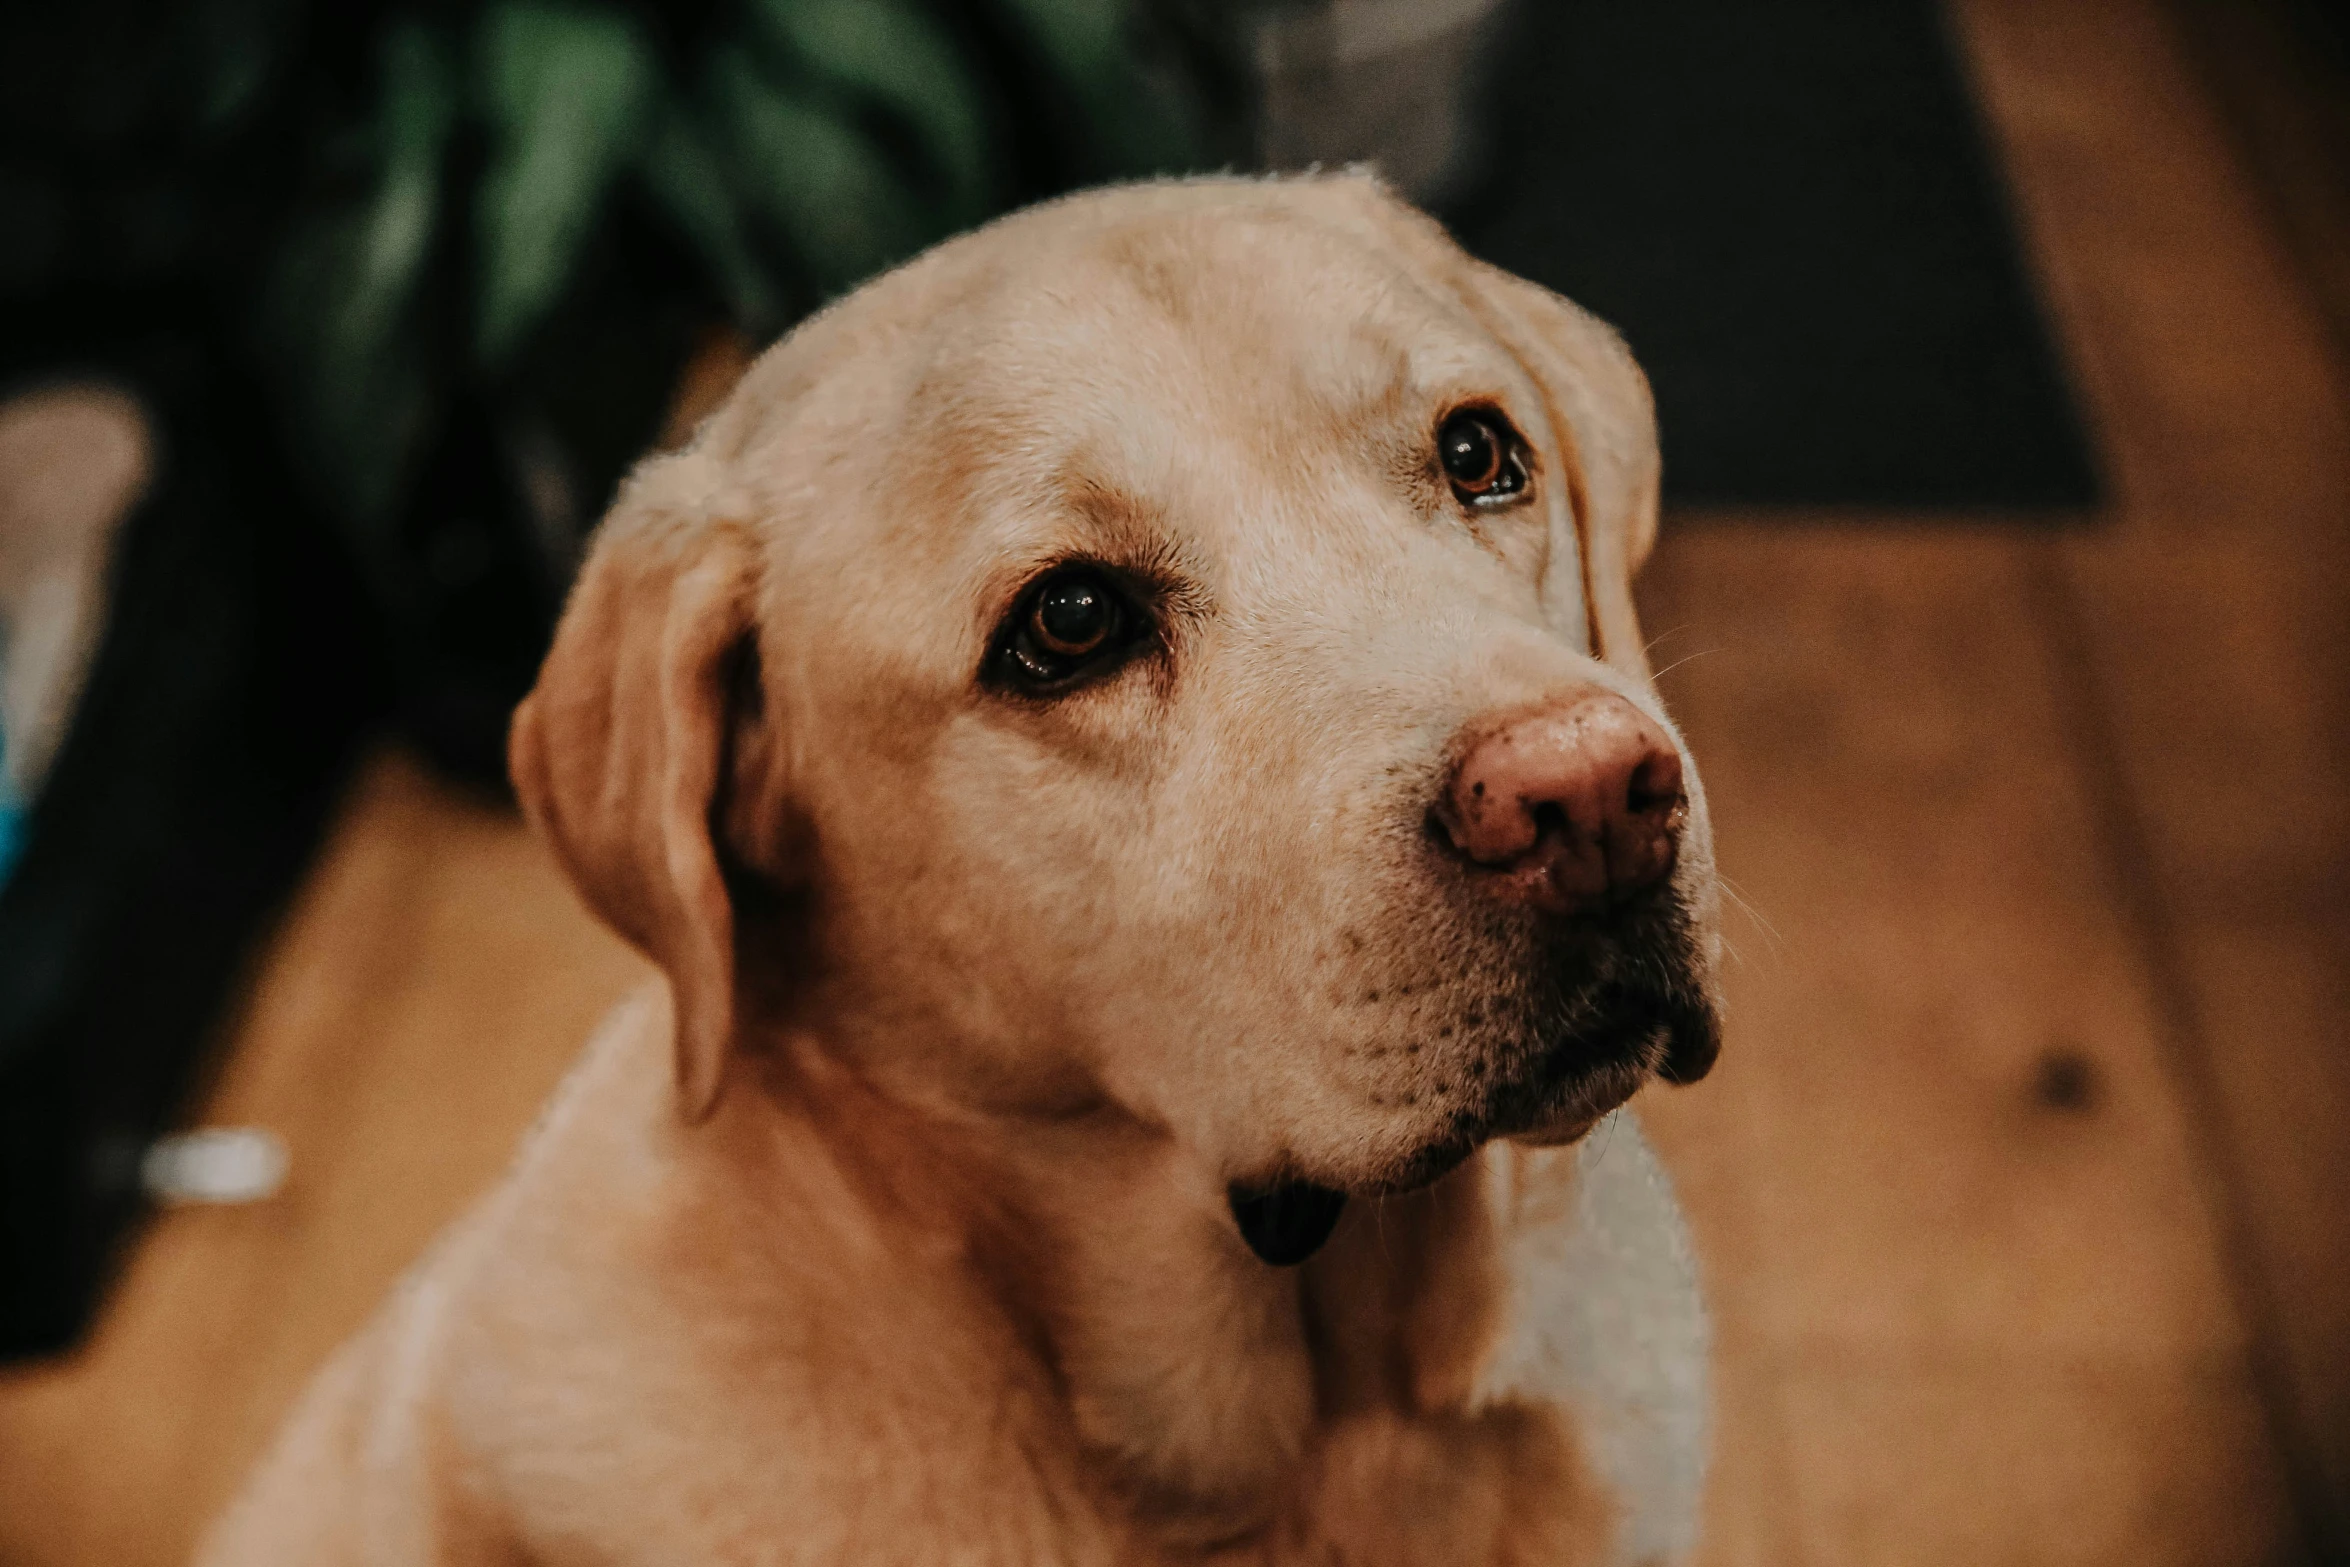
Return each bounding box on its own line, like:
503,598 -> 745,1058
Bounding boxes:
1473,1118 -> 1709,1567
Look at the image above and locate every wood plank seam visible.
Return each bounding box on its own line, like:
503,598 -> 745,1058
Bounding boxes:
2021,537 -> 2341,1560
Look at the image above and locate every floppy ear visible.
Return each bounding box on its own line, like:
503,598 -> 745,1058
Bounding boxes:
1451,259 -> 1662,677
509,455 -> 764,1121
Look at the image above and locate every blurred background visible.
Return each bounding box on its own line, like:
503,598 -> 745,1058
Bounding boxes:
1,0 -> 2346,1560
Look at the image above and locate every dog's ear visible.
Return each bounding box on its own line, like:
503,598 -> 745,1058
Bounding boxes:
1293,174 -> 1662,673
1449,259 -> 1661,675
509,455 -> 767,1122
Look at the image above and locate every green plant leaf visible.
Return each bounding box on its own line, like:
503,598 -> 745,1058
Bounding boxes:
362,24 -> 456,350
997,0 -> 1127,79
706,47 -> 928,295
639,106 -> 791,332
471,0 -> 657,370
990,0 -> 1203,176
745,0 -> 995,224
264,20 -> 455,531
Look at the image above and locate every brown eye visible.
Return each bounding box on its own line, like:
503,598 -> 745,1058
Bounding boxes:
994,568 -> 1139,690
1438,409 -> 1528,504
1032,575 -> 1116,658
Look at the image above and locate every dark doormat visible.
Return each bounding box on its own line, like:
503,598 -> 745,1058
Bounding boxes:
1449,0 -> 2101,510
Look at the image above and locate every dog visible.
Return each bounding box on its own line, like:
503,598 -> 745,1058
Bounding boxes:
198,172 -> 1722,1566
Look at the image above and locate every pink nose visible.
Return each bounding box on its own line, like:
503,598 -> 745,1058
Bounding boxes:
1433,692 -> 1687,915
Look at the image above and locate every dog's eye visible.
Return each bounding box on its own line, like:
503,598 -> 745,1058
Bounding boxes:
1438,409 -> 1529,505
995,568 -> 1137,690
1033,576 -> 1116,658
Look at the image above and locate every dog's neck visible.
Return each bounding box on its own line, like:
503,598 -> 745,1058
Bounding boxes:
728,1027 -> 1513,1555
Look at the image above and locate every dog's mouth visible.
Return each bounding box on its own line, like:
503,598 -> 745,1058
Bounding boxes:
1228,975 -> 1719,1268
1488,980 -> 1720,1129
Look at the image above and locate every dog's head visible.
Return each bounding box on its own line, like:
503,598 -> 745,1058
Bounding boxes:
511,175 -> 1720,1237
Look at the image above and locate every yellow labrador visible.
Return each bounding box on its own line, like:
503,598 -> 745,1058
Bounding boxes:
200,173 -> 1722,1567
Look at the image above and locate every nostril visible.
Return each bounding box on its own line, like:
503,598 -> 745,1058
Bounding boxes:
1435,692 -> 1687,907
1627,753 -> 1685,817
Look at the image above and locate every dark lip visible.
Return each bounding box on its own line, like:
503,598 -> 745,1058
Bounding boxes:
1467,1033 -> 1657,1144
1354,987 -> 1714,1194
1230,1012 -> 1676,1268
1231,1055 -> 1640,1270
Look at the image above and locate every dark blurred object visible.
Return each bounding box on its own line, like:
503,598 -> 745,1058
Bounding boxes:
1252,0 -> 1507,209
0,351 -> 385,1358
0,0 -> 1234,1361
1448,0 -> 2100,509
2171,0 -> 2350,376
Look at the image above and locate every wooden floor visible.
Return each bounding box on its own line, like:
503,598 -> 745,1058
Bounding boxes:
6,0 -> 2350,1560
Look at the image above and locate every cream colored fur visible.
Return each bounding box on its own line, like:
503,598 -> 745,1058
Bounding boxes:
198,174 -> 1720,1567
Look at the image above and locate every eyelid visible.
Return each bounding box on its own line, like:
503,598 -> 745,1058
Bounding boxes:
984,561 -> 1161,694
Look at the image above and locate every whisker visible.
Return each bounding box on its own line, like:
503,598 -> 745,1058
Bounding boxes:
1649,645 -> 1724,685
1717,875 -> 1784,957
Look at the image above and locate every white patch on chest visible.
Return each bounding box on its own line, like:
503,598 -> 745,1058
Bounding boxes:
1472,1115 -> 1709,1567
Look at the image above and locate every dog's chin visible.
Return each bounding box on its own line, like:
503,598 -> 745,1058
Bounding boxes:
1229,981 -> 1721,1267
1226,1060 -> 1638,1268
1481,1017 -> 1672,1141
1228,1039 -> 1653,1268
1497,1057 -> 1652,1147
1362,990 -> 1719,1179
